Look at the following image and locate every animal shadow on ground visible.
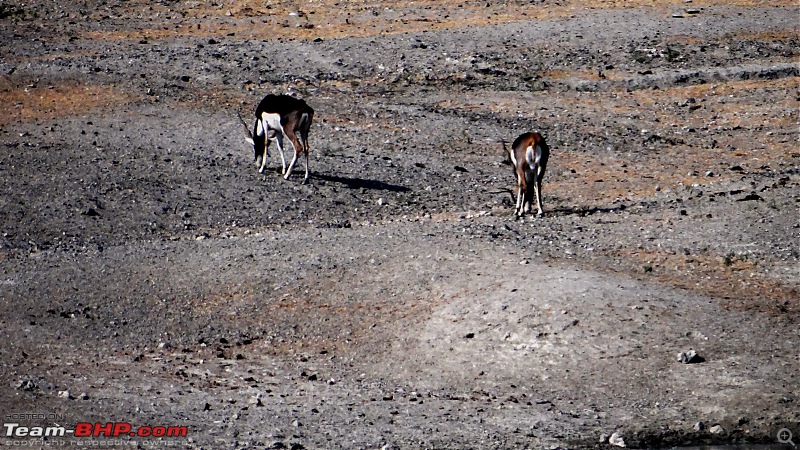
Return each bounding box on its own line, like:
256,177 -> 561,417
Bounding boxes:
314,173 -> 411,192
548,203 -> 628,217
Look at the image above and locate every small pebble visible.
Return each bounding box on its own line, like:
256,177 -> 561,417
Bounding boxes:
678,349 -> 704,364
709,424 -> 725,435
609,431 -> 626,447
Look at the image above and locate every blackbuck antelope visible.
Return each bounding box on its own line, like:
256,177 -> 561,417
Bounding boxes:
239,94 -> 314,182
504,132 -> 550,217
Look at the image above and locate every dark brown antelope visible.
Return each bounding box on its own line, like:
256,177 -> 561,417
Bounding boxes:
239,94 -> 314,182
503,132 -> 550,217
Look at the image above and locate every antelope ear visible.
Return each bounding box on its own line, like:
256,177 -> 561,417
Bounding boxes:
245,137 -> 255,146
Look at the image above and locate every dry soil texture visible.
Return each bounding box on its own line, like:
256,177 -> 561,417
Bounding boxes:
1,1 -> 799,449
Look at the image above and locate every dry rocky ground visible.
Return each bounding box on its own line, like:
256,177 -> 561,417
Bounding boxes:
1,1 -> 799,449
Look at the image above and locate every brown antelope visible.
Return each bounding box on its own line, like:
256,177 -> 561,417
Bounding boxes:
504,132 -> 550,217
239,94 -> 314,182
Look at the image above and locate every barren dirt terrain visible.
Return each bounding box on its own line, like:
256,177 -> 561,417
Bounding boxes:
1,1 -> 798,449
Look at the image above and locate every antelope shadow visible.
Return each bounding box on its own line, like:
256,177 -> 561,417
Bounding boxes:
547,203 -> 629,217
314,174 -> 411,193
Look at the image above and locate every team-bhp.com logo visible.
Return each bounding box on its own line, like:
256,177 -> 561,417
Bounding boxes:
4,422 -> 188,438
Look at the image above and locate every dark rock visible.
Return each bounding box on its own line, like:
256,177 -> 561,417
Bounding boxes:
18,379 -> 37,391
678,350 -> 705,364
737,193 -> 762,202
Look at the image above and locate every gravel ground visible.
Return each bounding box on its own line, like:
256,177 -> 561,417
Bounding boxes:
1,1 -> 798,449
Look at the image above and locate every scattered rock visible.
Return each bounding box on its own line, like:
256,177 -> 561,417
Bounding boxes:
82,207 -> 101,217
709,424 -> 725,435
17,379 -> 37,391
694,421 -> 704,431
737,416 -> 749,426
737,193 -> 762,202
678,349 -> 705,364
58,390 -> 72,399
249,393 -> 264,406
609,431 -> 626,447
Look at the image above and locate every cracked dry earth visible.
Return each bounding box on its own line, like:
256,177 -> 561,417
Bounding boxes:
1,1 -> 799,449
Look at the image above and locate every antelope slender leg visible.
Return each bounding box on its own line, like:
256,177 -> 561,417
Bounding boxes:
275,134 -> 287,175
283,134 -> 302,180
258,139 -> 269,173
303,141 -> 310,183
535,166 -> 545,216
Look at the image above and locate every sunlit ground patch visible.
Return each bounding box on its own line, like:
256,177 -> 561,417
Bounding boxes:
0,83 -> 139,124
83,0 -> 799,43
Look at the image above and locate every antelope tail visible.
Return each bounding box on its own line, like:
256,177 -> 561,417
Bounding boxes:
236,110 -> 254,140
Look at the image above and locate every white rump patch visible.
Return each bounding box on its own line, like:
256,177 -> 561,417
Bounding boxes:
261,112 -> 283,135
525,145 -> 535,167
526,145 -> 542,167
